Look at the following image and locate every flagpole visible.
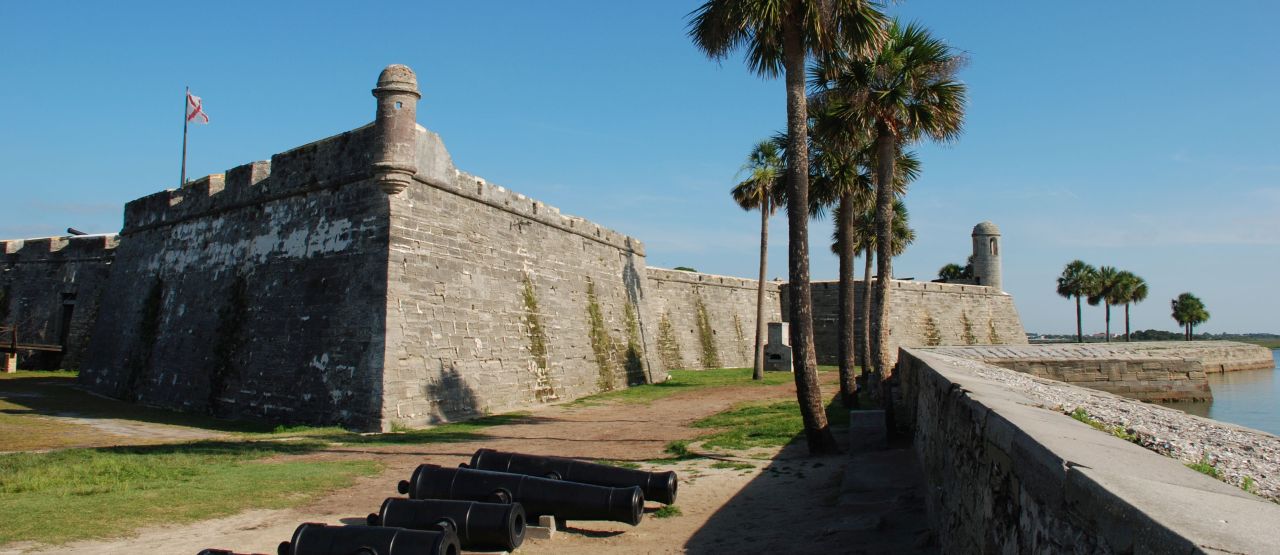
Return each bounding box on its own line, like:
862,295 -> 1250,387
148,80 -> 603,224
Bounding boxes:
181,86 -> 189,186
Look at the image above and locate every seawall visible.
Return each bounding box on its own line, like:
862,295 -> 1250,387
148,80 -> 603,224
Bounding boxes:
898,347 -> 1280,553
924,341 -> 1273,402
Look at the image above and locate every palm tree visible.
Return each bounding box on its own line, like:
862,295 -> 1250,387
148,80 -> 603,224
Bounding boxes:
689,0 -> 886,454
813,20 -> 967,384
1056,260 -> 1096,343
1113,271 -> 1148,342
810,106 -> 919,407
1087,266 -> 1123,342
839,199 -> 913,386
731,140 -> 785,381
937,263 -> 967,281
1172,293 -> 1210,340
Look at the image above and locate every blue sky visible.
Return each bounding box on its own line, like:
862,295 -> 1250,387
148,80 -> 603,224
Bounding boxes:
1,1 -> 1277,334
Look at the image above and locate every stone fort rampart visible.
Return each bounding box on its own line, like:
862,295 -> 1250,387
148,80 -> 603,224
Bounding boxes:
1,234 -> 118,370
7,64 -> 1031,430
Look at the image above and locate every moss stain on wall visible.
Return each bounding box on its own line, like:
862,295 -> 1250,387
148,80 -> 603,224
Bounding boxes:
585,278 -> 618,391
961,311 -> 977,345
657,312 -> 684,371
521,274 -> 556,402
693,290 -> 720,369
923,312 -> 942,346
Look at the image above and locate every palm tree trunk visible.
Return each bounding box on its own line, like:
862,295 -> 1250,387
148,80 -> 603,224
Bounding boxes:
1075,295 -> 1083,343
781,18 -> 837,454
837,195 -> 857,407
752,197 -> 769,381
859,245 -> 873,377
1104,304 -> 1111,342
1124,303 -> 1131,342
871,122 -> 896,389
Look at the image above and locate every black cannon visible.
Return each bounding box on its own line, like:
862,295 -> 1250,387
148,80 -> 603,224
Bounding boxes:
398,464 -> 644,525
367,498 -> 525,551
276,523 -> 459,555
198,550 -> 269,555
468,448 -> 679,504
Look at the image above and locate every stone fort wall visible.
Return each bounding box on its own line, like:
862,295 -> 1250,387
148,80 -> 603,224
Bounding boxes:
644,268 -> 782,371
788,280 -> 1028,366
1,234 -> 118,370
380,127 -> 666,428
80,125 -> 394,429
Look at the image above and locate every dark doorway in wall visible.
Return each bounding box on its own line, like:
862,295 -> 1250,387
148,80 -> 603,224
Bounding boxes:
58,293 -> 76,367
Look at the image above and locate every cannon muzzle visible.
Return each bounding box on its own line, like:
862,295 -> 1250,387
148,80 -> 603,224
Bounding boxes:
470,448 -> 679,504
276,523 -> 458,555
369,497 -> 525,551
402,464 -> 644,525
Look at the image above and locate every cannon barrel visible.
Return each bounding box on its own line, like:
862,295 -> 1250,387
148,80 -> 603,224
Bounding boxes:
469,448 -> 679,504
277,523 -> 459,555
397,464 -> 643,525
367,498 -> 525,551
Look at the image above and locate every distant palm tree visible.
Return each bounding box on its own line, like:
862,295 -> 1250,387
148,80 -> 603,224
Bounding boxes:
731,140 -> 785,381
813,20 -> 967,383
1056,260 -> 1096,343
1172,293 -> 1210,340
1113,271 -> 1148,342
688,0 -> 886,455
937,263 -> 967,281
1087,266 -> 1123,342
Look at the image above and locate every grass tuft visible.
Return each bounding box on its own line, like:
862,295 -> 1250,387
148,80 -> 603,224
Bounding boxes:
652,505 -> 682,518
1187,456 -> 1219,479
710,460 -> 754,471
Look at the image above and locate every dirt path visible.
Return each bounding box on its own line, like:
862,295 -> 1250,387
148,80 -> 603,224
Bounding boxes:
3,373 -> 933,554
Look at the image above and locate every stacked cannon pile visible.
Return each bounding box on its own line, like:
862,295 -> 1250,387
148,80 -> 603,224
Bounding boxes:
198,449 -> 679,554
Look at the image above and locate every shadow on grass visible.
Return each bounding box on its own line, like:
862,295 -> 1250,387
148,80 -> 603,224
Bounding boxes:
0,371 -> 287,434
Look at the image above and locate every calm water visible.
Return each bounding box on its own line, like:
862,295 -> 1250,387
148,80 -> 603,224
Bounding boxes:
1159,349 -> 1280,436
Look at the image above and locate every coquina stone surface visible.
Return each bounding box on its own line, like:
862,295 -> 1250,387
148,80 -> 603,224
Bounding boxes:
0,235 -> 118,370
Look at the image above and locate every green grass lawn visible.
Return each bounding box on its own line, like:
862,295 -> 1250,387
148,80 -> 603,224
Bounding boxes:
0,441 -> 379,545
570,366 -> 833,406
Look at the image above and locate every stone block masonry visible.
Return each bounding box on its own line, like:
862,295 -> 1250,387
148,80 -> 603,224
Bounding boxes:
643,268 -> 781,370
0,234 -> 118,370
787,280 -> 1028,367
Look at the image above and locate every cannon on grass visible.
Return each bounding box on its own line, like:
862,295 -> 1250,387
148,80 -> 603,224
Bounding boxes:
398,464 -> 644,526
367,498 -> 525,552
276,523 -> 459,555
468,448 -> 679,504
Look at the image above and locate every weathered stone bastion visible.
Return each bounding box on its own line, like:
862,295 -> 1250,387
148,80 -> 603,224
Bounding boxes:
898,347 -> 1280,553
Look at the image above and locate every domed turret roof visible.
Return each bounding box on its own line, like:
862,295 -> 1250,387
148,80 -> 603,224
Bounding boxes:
374,64 -> 419,96
972,221 -> 1000,236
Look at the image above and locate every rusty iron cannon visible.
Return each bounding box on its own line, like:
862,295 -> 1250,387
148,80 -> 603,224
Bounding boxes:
398,464 -> 644,525
276,523 -> 459,555
367,498 -> 525,551
468,448 -> 679,504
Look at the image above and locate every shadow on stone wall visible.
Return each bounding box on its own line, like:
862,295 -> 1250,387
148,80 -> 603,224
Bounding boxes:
426,364 -> 484,422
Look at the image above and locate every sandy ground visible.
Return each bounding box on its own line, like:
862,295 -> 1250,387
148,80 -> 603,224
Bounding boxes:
2,373 -> 936,554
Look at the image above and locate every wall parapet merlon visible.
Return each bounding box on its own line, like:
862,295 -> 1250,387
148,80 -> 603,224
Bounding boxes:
898,348 -> 1280,554
810,279 -> 1001,296
1,234 -> 120,261
122,125 -> 377,234
646,267 -> 779,292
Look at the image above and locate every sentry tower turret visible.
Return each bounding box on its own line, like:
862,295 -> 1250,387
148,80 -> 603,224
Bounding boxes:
971,221 -> 1002,291
371,64 -> 420,194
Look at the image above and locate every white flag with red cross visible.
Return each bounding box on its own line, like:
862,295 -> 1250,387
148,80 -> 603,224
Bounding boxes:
186,92 -> 209,124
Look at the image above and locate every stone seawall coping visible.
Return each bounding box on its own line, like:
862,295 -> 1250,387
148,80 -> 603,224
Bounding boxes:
898,347 -> 1280,553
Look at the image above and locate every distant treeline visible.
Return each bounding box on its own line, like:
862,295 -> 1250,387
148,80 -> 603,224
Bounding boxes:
1032,330 -> 1280,349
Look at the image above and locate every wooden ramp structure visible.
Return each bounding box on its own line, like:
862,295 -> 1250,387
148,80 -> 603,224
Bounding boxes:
0,326 -> 62,373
